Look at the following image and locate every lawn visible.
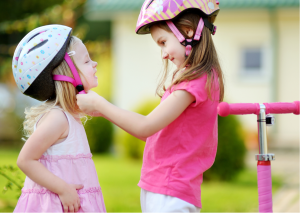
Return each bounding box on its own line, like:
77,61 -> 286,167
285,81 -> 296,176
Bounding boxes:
0,149 -> 282,212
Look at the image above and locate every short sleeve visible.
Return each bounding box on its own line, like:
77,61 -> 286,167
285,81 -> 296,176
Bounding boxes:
171,75 -> 208,107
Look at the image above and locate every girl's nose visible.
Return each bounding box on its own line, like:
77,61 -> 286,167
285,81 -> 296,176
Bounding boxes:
93,61 -> 98,68
162,52 -> 169,60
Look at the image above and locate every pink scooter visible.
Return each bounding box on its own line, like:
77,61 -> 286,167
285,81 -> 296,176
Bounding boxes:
218,101 -> 299,212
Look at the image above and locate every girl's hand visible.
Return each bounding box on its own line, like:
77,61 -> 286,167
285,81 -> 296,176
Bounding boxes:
58,184 -> 83,212
76,90 -> 103,114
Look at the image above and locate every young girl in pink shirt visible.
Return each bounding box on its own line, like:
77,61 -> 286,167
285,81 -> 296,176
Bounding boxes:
77,0 -> 224,212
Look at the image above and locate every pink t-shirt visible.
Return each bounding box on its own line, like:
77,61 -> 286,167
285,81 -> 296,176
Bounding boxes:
138,73 -> 220,208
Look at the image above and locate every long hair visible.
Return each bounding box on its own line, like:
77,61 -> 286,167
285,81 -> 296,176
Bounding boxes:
23,36 -> 85,139
154,11 -> 224,102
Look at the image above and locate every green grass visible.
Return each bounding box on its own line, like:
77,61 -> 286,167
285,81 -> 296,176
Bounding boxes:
93,154 -> 143,212
0,149 -> 282,212
201,170 -> 282,212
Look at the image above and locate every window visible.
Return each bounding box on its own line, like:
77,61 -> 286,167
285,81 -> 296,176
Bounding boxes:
244,49 -> 262,69
239,46 -> 271,83
242,48 -> 262,74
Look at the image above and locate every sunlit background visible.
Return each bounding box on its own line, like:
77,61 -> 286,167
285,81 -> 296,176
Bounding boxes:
0,0 -> 299,212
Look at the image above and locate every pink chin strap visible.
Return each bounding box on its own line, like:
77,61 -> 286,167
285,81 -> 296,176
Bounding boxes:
166,17 -> 205,56
52,53 -> 86,94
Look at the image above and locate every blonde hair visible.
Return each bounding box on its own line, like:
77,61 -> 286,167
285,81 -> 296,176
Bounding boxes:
23,36 -> 86,139
154,11 -> 224,102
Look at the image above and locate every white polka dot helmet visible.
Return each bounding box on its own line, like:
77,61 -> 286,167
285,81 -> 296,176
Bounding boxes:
12,24 -> 77,101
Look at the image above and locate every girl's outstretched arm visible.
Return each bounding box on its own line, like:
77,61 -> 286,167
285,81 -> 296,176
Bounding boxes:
77,90 -> 195,139
17,109 -> 83,212
87,112 -> 147,141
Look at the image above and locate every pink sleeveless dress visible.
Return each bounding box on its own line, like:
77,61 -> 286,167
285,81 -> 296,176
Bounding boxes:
14,108 -> 106,212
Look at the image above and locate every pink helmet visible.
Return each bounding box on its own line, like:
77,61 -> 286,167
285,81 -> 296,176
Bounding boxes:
136,0 -> 220,55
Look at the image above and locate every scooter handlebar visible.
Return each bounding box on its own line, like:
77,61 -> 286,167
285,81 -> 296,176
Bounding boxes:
218,101 -> 299,117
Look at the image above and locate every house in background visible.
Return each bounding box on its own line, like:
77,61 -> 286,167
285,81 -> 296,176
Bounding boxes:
84,0 -> 299,149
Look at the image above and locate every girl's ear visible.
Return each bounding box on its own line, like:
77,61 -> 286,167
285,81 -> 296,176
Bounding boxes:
183,27 -> 194,38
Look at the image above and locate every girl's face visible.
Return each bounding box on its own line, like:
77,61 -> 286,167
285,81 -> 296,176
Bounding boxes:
150,25 -> 186,68
73,41 -> 98,91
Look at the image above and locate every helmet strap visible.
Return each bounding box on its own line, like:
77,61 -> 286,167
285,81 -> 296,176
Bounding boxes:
166,17 -> 205,56
52,53 -> 86,94
203,17 -> 217,35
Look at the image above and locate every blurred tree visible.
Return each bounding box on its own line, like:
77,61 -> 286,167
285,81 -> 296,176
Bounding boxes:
204,115 -> 246,181
84,116 -> 113,153
0,0 -> 64,22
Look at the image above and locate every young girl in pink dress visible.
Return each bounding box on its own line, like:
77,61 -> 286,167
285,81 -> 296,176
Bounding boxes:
12,24 -> 106,212
77,0 -> 224,212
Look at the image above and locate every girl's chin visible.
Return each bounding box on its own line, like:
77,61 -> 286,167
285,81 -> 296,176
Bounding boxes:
172,61 -> 181,68
90,82 -> 98,90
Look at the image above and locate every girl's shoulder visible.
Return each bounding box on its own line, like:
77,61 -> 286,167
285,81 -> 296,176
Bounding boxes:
36,107 -> 69,134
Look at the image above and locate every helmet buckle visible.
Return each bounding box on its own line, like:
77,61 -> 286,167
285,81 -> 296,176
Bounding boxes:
182,39 -> 199,56
181,39 -> 200,48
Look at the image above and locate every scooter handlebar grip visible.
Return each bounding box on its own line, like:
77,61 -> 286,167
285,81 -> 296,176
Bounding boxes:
257,163 -> 273,212
264,101 -> 299,115
218,102 -> 260,117
218,102 -> 230,117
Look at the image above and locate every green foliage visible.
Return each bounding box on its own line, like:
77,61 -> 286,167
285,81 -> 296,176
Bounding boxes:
118,98 -> 160,159
0,0 -> 64,22
84,116 -> 113,154
0,165 -> 23,199
204,115 -> 246,181
78,19 -> 111,41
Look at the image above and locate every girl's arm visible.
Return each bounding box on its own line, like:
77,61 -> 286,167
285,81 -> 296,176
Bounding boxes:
103,114 -> 148,142
88,112 -> 147,141
17,109 -> 83,212
77,90 -> 195,139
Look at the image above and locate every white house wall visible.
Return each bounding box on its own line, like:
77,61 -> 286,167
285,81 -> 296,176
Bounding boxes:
276,8 -> 299,148
112,12 -> 163,110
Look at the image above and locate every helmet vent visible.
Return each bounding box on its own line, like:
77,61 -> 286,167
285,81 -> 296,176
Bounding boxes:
28,33 -> 40,43
27,39 -> 48,54
147,0 -> 154,9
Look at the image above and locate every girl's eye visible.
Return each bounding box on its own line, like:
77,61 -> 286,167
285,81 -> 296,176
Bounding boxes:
85,60 -> 90,63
